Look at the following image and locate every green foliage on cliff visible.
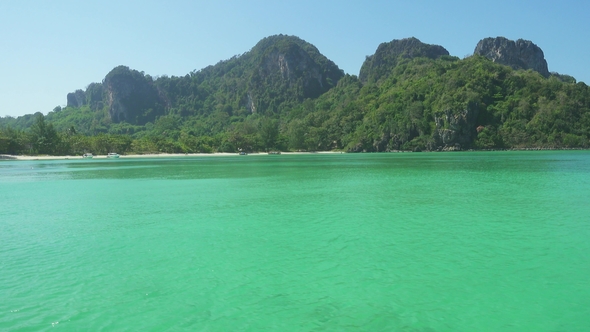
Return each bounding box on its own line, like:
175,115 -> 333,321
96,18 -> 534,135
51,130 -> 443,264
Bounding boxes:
359,37 -> 450,84
153,34 -> 343,121
1,35 -> 589,156
293,55 -> 590,152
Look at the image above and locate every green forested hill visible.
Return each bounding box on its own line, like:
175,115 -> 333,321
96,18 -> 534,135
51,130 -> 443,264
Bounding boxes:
1,36 -> 589,155
291,55 -> 590,152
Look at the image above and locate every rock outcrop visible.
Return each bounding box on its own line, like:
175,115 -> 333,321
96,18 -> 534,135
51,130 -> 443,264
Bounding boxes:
66,89 -> 86,108
65,68 -> 165,125
67,83 -> 105,110
359,37 -> 449,83
473,37 -> 549,77
430,103 -> 479,151
257,43 -> 337,99
246,35 -> 344,113
63,35 -> 342,123
102,66 -> 166,124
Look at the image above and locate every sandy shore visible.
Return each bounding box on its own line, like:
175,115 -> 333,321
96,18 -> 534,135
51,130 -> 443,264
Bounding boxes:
1,151 -> 343,161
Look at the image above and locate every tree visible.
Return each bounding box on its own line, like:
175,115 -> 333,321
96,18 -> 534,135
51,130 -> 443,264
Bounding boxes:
259,118 -> 279,150
29,113 -> 59,154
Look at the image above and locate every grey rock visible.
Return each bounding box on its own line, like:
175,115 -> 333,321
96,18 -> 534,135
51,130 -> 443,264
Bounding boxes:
474,37 -> 549,77
431,103 -> 479,151
360,37 -> 449,83
247,35 -> 344,113
102,66 -> 166,124
66,89 -> 85,108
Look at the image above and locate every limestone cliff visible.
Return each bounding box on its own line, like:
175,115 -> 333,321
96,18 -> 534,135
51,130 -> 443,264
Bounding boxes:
66,90 -> 86,108
359,37 -> 449,83
102,66 -> 166,124
64,35 -> 342,124
473,37 -> 549,77
257,44 -> 330,98
429,104 -> 479,151
246,35 -> 344,113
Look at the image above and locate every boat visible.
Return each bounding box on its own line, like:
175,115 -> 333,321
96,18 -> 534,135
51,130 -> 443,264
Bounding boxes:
268,151 -> 281,155
82,153 -> 93,159
239,151 -> 247,155
107,153 -> 120,158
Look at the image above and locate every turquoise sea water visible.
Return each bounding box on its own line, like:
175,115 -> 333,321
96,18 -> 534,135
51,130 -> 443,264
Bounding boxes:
1,151 -> 589,331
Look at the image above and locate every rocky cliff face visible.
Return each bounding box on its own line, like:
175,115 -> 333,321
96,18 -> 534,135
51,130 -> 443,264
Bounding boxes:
66,89 -> 86,108
359,37 -> 449,83
65,67 -> 164,124
247,35 -> 344,113
429,103 -> 479,151
64,35 -> 341,123
66,84 -> 105,110
102,66 -> 166,124
257,45 -> 331,98
473,37 -> 549,77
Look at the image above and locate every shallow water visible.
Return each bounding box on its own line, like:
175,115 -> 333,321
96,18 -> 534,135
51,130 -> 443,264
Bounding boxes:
1,151 -> 589,331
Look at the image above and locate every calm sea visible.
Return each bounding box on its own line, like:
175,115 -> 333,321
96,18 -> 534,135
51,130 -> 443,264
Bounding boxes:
1,152 -> 589,331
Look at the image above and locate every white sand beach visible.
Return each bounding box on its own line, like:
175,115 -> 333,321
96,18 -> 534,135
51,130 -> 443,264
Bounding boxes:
1,151 -> 342,161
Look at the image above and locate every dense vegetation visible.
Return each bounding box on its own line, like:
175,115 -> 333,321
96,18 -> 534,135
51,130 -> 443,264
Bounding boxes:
1,35 -> 589,156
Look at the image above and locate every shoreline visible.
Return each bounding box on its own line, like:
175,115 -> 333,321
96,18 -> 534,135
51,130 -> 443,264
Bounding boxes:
0,151 -> 343,161
1,148 -> 588,161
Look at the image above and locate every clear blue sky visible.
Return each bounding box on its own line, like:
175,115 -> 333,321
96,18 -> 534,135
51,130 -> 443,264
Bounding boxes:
1,0 -> 588,117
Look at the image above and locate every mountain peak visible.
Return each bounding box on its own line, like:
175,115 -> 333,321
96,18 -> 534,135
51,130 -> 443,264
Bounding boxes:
473,37 -> 549,77
359,37 -> 449,83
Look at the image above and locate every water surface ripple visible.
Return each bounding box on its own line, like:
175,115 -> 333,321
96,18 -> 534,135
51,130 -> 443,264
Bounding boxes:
1,152 -> 589,331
